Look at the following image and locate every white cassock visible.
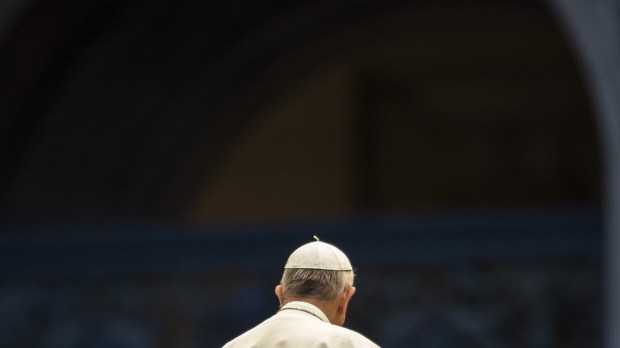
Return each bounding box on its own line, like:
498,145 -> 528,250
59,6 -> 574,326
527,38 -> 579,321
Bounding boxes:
222,301 -> 380,348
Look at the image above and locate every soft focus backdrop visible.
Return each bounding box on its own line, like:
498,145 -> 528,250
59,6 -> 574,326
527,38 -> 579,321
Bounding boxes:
0,0 -> 613,347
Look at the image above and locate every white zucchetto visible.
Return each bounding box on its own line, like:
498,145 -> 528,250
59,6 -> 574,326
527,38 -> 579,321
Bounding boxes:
284,236 -> 353,271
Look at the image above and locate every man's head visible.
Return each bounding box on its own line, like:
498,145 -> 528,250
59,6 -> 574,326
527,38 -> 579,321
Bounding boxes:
275,238 -> 357,326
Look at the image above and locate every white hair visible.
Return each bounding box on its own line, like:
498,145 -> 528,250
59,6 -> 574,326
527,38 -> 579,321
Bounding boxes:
280,268 -> 355,301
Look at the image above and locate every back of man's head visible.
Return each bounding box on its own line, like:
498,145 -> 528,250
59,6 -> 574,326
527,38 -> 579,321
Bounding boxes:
280,268 -> 354,301
279,238 -> 355,302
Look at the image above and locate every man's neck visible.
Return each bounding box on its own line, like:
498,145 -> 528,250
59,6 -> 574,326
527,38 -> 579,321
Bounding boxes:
283,298 -> 338,324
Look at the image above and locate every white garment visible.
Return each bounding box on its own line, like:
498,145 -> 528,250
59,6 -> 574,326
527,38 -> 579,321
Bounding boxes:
222,301 -> 380,348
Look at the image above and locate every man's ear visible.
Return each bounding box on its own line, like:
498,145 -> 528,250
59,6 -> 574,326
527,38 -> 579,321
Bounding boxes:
275,285 -> 284,307
338,286 -> 356,312
333,286 -> 356,326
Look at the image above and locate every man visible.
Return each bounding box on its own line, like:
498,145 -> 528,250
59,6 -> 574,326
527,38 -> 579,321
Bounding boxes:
223,236 -> 380,347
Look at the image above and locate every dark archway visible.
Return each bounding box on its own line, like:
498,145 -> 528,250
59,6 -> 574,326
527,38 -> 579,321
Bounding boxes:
0,0 -> 614,346
0,0 -> 601,224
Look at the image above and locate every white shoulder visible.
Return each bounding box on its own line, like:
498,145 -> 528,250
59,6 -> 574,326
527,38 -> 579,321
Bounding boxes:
330,326 -> 380,348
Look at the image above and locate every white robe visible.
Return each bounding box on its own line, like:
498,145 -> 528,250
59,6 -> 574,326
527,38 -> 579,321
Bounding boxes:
222,301 -> 380,348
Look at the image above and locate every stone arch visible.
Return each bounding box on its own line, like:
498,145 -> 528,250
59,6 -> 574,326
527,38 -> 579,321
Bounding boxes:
546,1 -> 620,347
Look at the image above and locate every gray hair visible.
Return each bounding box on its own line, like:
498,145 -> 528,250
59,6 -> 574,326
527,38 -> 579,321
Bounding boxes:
280,268 -> 355,302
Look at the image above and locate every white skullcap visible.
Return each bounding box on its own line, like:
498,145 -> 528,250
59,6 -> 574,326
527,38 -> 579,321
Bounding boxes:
284,236 -> 353,271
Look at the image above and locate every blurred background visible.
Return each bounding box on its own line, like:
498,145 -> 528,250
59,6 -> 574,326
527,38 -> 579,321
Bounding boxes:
0,0 -> 616,347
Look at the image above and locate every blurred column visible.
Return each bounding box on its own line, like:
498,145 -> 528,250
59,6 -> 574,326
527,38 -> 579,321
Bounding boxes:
547,1 -> 620,347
